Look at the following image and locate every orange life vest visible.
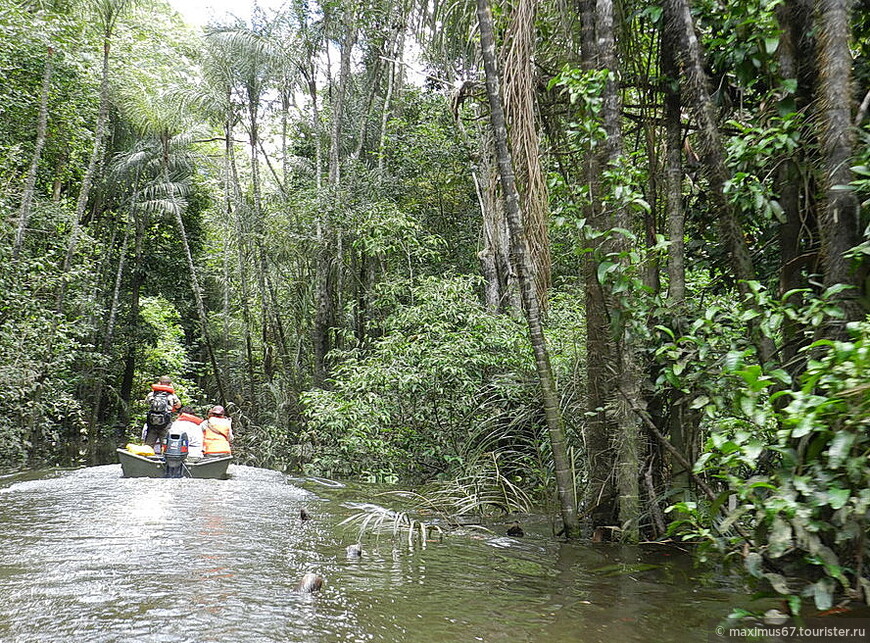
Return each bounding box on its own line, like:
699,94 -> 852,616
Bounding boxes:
151,383 -> 176,394
176,412 -> 202,425
203,417 -> 232,455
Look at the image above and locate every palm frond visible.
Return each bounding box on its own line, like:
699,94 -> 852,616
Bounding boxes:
136,196 -> 186,218
204,26 -> 282,79
339,502 -> 443,548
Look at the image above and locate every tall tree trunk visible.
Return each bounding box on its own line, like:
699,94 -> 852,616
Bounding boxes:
226,111 -> 257,402
171,189 -> 226,407
376,19 -> 405,176
281,87 -> 291,190
775,0 -> 812,370
297,0 -> 322,190
60,23 -> 115,308
578,0 -> 618,531
659,31 -> 694,498
476,0 -> 581,540
377,48 -> 396,176
160,136 -> 226,406
314,14 -> 357,385
246,88 -> 290,378
596,0 -> 644,543
327,16 -> 356,188
312,237 -> 333,386
480,138 -> 519,313
502,0 -> 551,308
88,214 -> 131,462
13,46 -> 53,261
118,206 -> 146,427
452,96 -> 518,313
662,41 -> 685,305
306,70 -> 322,191
663,0 -> 774,363
662,0 -> 753,287
816,0 -> 862,320
352,54 -> 383,161
642,124 -> 661,293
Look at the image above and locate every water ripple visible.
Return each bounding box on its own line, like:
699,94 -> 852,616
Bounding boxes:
0,466 -> 740,642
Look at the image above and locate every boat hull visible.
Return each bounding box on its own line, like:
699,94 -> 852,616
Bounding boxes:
117,448 -> 232,479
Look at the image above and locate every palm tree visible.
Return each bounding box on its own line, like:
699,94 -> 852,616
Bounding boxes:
501,0 -> 551,307
476,0 -> 581,540
205,20 -> 300,383
119,84 -> 228,402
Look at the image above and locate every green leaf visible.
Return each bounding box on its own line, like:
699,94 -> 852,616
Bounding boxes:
689,395 -> 710,410
596,260 -> 616,284
827,432 -> 855,468
743,440 -> 764,463
768,369 -> 792,385
827,488 -> 850,510
792,416 -> 815,439
724,350 -> 743,371
737,364 -> 762,387
655,325 -> 675,340
781,78 -> 798,93
720,440 -> 740,455
748,480 -> 777,491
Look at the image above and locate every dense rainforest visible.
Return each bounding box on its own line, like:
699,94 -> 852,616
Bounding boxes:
1,0 -> 868,614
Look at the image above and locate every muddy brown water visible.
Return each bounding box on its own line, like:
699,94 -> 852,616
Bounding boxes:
0,465 -> 746,642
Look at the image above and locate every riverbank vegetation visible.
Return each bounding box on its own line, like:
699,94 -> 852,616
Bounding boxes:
1,0 -> 868,613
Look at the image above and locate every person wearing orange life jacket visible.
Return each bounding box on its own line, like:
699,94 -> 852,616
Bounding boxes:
201,405 -> 233,457
143,376 -> 182,449
170,406 -> 205,459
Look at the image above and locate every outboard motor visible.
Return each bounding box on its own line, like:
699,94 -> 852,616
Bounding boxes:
163,431 -> 189,478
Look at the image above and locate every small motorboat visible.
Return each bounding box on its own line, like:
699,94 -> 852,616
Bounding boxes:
117,447 -> 232,479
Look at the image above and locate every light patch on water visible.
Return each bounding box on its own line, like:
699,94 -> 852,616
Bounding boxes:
120,488 -> 175,525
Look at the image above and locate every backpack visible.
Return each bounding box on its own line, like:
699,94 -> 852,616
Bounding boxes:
146,392 -> 172,429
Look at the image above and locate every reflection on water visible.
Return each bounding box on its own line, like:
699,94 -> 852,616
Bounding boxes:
0,466 -> 742,642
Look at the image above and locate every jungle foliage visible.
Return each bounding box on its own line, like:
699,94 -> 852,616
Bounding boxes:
0,0 -> 868,614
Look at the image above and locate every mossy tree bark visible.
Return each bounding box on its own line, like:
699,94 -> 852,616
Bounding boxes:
596,0 -> 644,543
577,0 -> 617,531
816,0 -> 863,322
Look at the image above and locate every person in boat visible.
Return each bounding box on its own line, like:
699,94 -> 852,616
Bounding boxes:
170,406 -> 204,459
143,376 -> 182,450
201,405 -> 233,457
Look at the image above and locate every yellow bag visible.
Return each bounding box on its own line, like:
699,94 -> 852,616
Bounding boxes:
126,443 -> 155,456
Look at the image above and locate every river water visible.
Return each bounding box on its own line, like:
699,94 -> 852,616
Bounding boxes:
0,465 -> 744,642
